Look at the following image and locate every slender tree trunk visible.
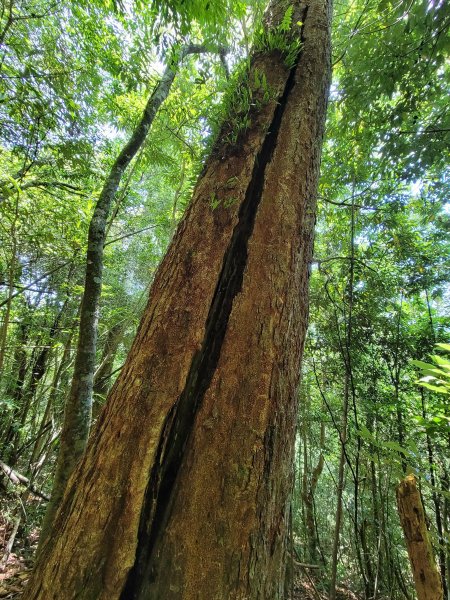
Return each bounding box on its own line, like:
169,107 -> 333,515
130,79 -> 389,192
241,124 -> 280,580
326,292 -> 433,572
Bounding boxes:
423,292 -> 448,599
397,474 -> 443,600
39,43 -> 216,543
330,189 -> 356,600
301,405 -> 310,556
170,159 -> 186,234
9,300 -> 67,462
24,0 -> 331,597
379,464 -> 395,594
442,465 -> 450,599
329,374 -> 349,600
367,378 -> 385,600
393,292 -> 407,473
421,389 -> 448,597
92,322 -> 123,417
28,327 -> 75,472
0,205 -> 17,372
0,320 -> 29,460
369,438 -> 382,599
302,410 -> 324,563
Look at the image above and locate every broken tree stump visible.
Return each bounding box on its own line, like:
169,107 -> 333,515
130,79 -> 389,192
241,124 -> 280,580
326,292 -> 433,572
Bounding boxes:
397,474 -> 443,600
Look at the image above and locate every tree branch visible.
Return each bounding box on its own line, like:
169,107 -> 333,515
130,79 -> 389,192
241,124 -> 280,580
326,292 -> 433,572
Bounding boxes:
0,258 -> 77,309
0,461 -> 49,501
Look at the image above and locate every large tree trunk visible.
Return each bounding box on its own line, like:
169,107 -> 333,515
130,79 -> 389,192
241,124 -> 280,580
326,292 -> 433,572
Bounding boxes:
23,0 -> 331,597
397,474 -> 443,600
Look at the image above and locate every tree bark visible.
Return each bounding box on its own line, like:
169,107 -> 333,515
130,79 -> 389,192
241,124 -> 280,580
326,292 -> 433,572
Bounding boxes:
24,0 -> 331,597
397,474 -> 443,600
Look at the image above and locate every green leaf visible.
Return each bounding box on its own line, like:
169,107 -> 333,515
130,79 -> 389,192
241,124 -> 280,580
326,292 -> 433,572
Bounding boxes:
418,382 -> 449,394
279,6 -> 293,32
383,441 -> 409,455
357,426 -> 375,441
430,355 -> 450,369
436,343 -> 450,352
411,360 -> 435,370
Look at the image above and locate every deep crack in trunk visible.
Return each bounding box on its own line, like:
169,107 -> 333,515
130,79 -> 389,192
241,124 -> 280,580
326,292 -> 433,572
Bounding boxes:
120,40 -> 304,600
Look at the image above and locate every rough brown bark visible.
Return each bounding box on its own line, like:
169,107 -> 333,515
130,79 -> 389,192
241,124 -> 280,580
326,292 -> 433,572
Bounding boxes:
23,0 -> 331,597
397,474 -> 443,600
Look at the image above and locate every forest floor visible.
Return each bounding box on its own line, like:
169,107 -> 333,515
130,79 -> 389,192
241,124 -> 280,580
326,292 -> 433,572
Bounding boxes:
0,516 -> 361,599
0,516 -> 36,598
288,578 -> 361,600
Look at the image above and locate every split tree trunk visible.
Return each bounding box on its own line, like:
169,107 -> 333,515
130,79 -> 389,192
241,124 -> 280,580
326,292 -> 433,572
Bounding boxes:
397,474 -> 443,600
24,0 -> 331,597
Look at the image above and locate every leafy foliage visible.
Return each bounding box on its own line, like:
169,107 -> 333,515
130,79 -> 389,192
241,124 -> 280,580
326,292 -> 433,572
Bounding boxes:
413,345 -> 450,395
